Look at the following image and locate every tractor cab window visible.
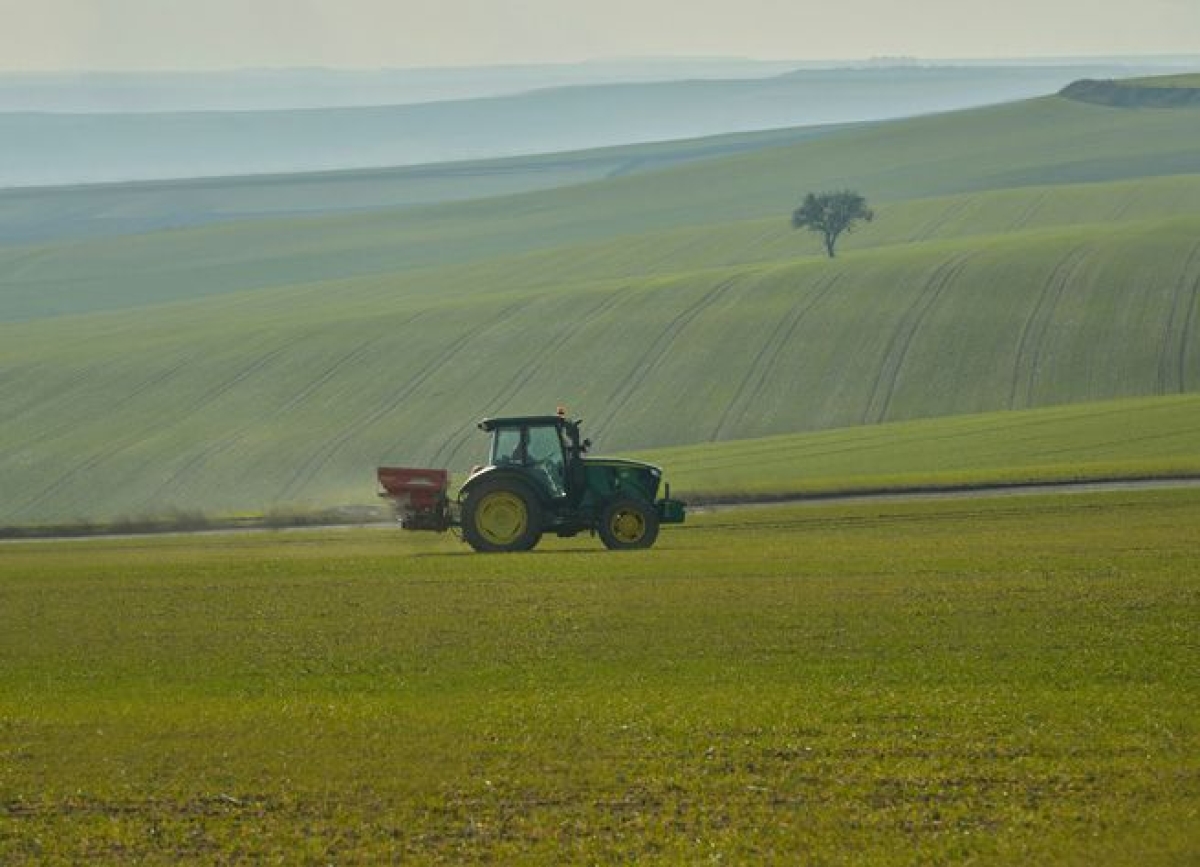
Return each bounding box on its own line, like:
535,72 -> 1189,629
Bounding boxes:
526,424 -> 566,497
488,423 -> 567,498
491,427 -> 527,466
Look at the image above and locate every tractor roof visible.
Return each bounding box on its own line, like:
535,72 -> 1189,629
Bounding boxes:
478,415 -> 572,432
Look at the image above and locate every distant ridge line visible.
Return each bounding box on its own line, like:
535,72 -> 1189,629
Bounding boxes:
1059,78 -> 1200,108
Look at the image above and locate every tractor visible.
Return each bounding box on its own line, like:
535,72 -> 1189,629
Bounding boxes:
377,412 -> 685,552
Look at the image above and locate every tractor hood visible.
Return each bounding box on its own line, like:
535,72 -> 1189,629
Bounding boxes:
582,456 -> 663,475
581,456 -> 664,502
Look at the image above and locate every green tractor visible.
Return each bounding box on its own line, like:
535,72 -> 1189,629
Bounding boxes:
378,413 -> 685,552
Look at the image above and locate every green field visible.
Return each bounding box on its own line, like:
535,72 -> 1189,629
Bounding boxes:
647,394 -> 1200,500
1129,73 -> 1200,88
1062,74 -> 1200,108
4,71 -> 1200,866
6,95 -> 1200,321
0,125 -> 843,246
2,87 -> 1200,524
3,208 -> 1198,524
1,489 -> 1197,863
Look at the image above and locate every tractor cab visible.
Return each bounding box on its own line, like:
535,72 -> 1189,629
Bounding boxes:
481,415 -> 584,500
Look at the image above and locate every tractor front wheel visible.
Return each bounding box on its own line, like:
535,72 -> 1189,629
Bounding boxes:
598,498 -> 659,550
462,480 -> 543,553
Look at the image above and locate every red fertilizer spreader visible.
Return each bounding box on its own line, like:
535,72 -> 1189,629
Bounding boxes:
376,467 -> 452,531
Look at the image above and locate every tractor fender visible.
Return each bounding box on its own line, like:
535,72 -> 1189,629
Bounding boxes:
458,465 -> 550,505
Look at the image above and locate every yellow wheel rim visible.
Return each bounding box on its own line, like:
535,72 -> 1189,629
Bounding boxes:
476,491 -> 528,546
610,508 -> 646,544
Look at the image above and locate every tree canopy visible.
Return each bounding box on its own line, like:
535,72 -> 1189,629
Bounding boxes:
791,191 -> 874,258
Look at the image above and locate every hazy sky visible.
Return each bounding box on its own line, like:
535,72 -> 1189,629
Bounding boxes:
2,0 -> 1197,71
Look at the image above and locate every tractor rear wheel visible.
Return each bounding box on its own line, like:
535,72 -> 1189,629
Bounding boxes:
462,479 -> 543,553
598,498 -> 659,550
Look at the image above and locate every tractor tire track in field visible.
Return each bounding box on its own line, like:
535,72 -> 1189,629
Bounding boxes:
111,353 -> 202,410
1007,247 -> 1091,410
184,343 -> 295,418
1008,192 -> 1047,232
0,363 -> 86,447
684,223 -> 780,269
278,302 -> 526,501
711,273 -> 843,441
643,235 -> 716,274
11,345 -> 294,519
1,358 -> 105,446
148,315 -> 429,502
4,352 -> 201,459
274,330 -> 401,417
1180,275 -> 1200,393
147,433 -> 245,505
425,288 -> 633,468
1157,240 -> 1200,395
862,253 -> 973,425
591,277 -> 743,444
917,197 -> 974,241
732,225 -> 792,267
1109,187 -> 1145,223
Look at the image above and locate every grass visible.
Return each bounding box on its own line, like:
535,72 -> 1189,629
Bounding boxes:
4,98 -> 1200,322
3,211 -> 1199,524
2,92 -> 1200,524
1128,73 -> 1200,88
1060,74 -> 1200,108
1,488 -> 1197,863
645,394 -> 1200,500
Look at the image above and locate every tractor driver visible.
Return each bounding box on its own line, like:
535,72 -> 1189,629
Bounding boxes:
494,427 -> 529,466
491,423 -> 566,497
525,425 -> 567,497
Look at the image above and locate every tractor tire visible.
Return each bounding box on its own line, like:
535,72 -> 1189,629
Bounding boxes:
598,498 -> 659,550
461,479 -> 543,553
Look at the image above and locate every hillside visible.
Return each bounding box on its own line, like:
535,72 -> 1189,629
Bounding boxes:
1061,72 -> 1200,107
4,95 -> 1200,322
645,394 -> 1200,499
2,202 -> 1197,523
1,90 -> 1199,524
1,63 -> 1186,188
0,60 -> 810,113
0,126 -> 843,246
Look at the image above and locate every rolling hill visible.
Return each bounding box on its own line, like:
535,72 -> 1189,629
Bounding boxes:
4,94 -> 1200,322
2,62 -> 1189,188
645,393 -> 1200,499
1061,73 -> 1200,107
0,60 -> 811,113
1,82 -> 1199,524
0,126 -> 845,246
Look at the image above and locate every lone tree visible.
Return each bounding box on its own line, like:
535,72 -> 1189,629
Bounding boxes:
792,190 -> 874,258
